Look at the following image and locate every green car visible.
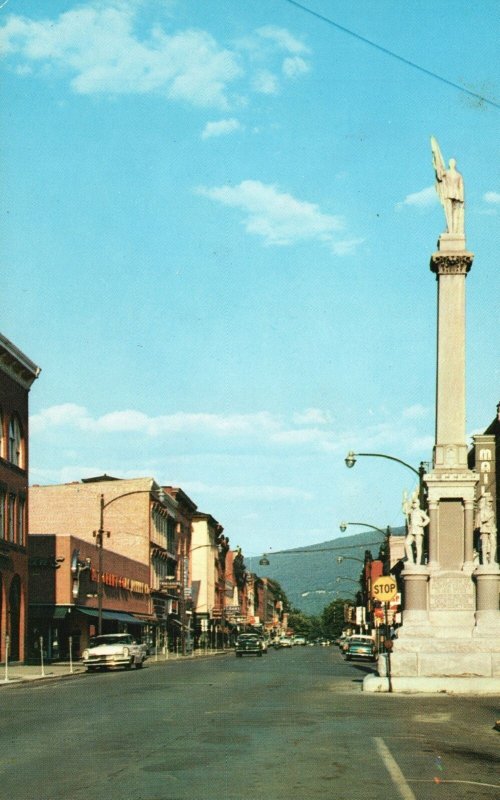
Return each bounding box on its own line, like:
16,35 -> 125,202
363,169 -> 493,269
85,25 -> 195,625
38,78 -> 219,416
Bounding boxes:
345,636 -> 378,662
235,634 -> 263,657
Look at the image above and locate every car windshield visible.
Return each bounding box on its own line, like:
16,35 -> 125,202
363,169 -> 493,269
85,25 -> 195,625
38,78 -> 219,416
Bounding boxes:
89,636 -> 133,647
238,635 -> 258,640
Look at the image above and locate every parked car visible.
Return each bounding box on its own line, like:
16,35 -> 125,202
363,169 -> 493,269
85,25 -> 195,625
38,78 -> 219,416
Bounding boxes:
82,633 -> 148,672
344,635 -> 378,662
293,636 -> 306,646
235,634 -> 263,657
276,636 -> 293,648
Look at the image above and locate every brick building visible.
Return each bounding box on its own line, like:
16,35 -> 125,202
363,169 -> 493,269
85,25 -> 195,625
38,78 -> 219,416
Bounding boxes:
190,512 -> 228,647
0,333 -> 40,662
28,533 -> 150,660
29,476 -> 178,654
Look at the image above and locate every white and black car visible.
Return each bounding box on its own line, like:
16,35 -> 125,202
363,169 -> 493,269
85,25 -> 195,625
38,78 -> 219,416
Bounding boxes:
82,633 -> 147,672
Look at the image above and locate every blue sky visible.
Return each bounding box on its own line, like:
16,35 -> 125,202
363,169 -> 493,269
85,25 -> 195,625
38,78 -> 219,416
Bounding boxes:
1,0 -> 498,557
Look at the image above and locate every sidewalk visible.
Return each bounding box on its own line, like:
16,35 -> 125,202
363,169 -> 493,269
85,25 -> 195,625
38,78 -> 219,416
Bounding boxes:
0,648 -> 230,687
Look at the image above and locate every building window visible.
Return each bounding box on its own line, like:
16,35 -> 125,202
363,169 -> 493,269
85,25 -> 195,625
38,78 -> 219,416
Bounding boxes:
17,497 -> 25,546
0,489 -> 5,538
8,495 -> 15,542
8,416 -> 23,467
0,409 -> 3,458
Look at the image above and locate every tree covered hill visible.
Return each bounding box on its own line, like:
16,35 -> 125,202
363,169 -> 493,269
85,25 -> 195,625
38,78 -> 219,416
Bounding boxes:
246,528 -> 405,615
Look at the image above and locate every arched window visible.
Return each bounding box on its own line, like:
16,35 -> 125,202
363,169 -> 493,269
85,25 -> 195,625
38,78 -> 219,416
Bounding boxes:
8,416 -> 23,467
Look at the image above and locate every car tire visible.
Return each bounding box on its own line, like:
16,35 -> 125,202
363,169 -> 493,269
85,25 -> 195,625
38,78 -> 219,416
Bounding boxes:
345,655 -> 351,661
257,651 -> 263,657
236,652 -> 242,657
125,661 -> 132,670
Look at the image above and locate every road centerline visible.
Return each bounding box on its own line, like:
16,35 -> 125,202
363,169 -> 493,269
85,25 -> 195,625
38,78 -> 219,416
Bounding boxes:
374,736 -> 417,800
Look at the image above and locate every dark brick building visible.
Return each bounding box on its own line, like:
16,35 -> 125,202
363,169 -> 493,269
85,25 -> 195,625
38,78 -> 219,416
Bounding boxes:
0,333 -> 40,662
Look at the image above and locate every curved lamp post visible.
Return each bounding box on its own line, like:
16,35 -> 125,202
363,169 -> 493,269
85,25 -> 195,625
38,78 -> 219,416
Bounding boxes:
344,451 -> 426,506
336,555 -> 365,565
339,521 -> 389,537
258,542 -> 375,567
95,484 -> 166,635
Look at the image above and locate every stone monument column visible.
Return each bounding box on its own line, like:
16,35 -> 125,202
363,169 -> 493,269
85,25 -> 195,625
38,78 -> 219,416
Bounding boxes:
365,138 -> 500,693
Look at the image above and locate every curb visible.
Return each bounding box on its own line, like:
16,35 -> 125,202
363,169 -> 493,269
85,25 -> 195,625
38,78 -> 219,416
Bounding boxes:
0,650 -> 231,688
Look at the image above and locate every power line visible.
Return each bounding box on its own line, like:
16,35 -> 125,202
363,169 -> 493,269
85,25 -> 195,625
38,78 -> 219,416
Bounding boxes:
283,0 -> 499,110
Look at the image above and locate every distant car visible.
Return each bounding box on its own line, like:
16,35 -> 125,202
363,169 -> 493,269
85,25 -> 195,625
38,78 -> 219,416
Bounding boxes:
293,636 -> 306,646
276,636 -> 293,648
235,634 -> 263,657
82,633 -> 147,671
344,636 -> 378,662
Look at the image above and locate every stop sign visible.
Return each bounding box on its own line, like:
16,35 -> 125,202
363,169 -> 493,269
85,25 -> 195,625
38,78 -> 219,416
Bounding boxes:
371,576 -> 398,602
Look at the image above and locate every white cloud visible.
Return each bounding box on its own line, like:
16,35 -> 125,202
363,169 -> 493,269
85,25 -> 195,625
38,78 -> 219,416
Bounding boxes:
181,481 -> 312,501
484,191 -> 500,204
196,179 -> 351,252
282,56 -> 310,78
396,186 -> 437,210
256,26 -> 309,55
0,5 -> 242,108
201,118 -> 242,139
31,405 -> 281,438
0,7 -> 311,108
30,403 -> 92,433
293,408 -> 332,425
402,404 -> 430,420
252,69 -> 279,95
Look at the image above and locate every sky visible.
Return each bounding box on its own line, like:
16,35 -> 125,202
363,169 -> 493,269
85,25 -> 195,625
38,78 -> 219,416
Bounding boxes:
1,0 -> 498,559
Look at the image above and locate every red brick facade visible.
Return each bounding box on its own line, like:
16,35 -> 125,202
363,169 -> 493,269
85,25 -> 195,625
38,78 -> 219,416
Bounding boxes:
0,333 -> 40,662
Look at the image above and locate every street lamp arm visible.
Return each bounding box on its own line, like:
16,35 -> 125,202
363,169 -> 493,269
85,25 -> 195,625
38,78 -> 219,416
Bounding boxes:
340,521 -> 389,537
101,484 -> 161,513
347,452 -> 421,478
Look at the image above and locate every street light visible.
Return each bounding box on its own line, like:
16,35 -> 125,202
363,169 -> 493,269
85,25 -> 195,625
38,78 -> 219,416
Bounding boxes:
336,555 -> 365,565
339,521 -> 389,537
94,484 -> 166,635
344,451 -> 427,506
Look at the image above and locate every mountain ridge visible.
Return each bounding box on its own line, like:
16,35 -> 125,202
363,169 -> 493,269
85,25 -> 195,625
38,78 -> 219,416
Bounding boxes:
246,527 -> 405,615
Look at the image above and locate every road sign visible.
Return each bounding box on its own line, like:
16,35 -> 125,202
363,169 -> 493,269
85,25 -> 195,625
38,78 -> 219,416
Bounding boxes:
371,576 -> 398,602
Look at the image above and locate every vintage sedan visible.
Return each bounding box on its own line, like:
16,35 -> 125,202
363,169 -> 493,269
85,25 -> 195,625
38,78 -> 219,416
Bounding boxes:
344,635 -> 378,662
82,633 -> 147,671
235,634 -> 263,657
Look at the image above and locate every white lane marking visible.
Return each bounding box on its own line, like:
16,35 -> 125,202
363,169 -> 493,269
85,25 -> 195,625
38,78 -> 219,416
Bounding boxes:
375,737 -> 417,800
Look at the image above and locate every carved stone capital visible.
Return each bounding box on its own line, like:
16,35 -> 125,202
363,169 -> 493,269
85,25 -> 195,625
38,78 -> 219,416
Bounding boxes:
430,252 -> 474,276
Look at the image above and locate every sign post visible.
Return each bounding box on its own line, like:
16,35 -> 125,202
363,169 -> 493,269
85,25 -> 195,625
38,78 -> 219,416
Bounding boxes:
371,577 -> 398,693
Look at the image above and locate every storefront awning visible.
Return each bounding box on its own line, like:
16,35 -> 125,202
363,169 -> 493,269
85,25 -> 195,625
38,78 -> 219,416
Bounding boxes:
30,605 -> 71,620
75,607 -> 144,624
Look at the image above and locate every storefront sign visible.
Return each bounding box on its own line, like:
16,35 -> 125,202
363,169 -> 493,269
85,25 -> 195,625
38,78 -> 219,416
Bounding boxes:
90,568 -> 150,595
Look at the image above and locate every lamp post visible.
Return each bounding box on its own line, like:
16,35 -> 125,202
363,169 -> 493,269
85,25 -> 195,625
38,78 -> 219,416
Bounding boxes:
94,484 -> 166,636
344,451 -> 426,507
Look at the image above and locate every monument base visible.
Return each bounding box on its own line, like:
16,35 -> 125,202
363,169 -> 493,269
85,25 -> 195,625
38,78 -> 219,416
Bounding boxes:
366,565 -> 500,693
363,675 -> 500,694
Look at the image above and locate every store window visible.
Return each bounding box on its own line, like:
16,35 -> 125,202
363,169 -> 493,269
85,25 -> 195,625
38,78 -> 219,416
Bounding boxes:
8,416 -> 23,467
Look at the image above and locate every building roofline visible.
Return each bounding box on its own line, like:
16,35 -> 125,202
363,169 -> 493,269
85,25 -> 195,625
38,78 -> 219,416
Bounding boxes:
0,332 -> 41,389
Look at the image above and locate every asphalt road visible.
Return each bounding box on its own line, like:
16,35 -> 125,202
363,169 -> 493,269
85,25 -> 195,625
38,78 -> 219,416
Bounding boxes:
0,645 -> 498,800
